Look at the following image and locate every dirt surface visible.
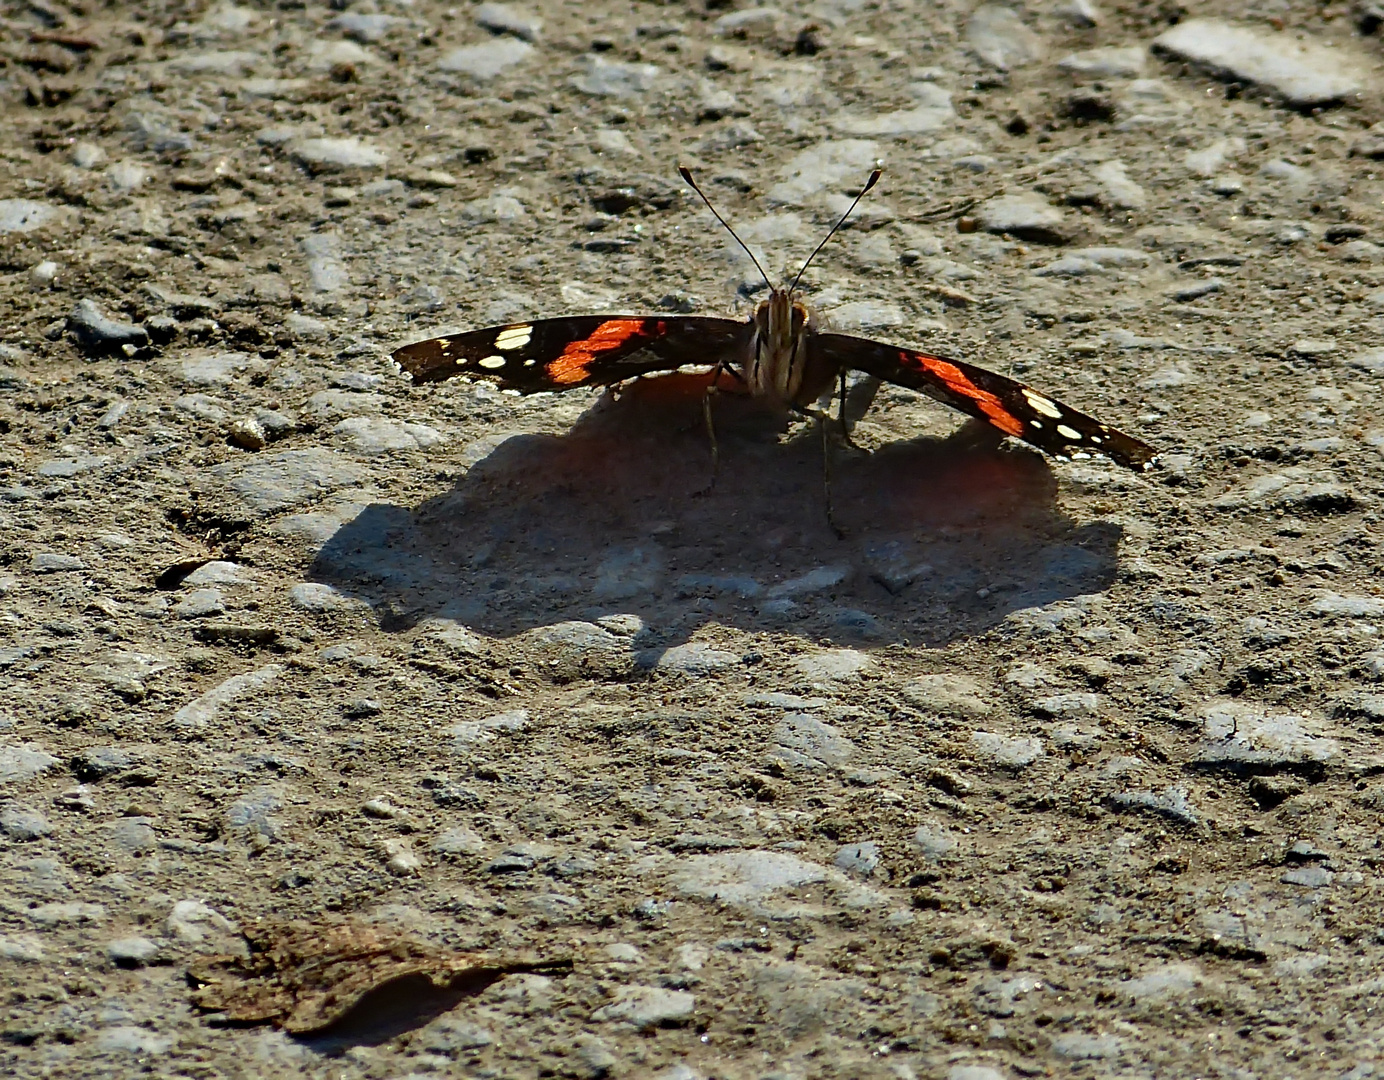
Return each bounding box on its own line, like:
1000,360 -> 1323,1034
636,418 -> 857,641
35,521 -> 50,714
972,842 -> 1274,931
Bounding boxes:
5,1 -> 1384,1077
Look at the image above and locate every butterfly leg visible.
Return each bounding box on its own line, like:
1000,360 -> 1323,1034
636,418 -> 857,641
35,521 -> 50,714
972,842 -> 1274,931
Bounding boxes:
693,362 -> 730,496
792,403 -> 846,539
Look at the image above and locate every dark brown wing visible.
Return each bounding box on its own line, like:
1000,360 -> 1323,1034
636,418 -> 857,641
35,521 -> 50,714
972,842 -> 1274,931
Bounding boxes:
393,316 -> 749,393
814,333 -> 1158,472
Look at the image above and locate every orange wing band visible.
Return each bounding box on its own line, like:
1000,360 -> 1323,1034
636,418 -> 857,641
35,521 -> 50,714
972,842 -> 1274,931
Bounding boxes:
548,320 -> 656,385
904,352 -> 1025,437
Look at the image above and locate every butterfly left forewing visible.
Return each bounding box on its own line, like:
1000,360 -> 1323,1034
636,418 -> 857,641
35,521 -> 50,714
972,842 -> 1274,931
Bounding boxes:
393,316 -> 748,393
813,332 -> 1158,472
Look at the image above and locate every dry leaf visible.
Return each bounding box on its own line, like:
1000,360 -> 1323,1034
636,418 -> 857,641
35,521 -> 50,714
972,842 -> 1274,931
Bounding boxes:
188,918 -> 572,1035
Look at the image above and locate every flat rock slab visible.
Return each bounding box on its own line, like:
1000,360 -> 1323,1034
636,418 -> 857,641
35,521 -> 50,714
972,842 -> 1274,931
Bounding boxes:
1153,20 -> 1365,107
211,448 -> 365,516
976,193 -> 1070,245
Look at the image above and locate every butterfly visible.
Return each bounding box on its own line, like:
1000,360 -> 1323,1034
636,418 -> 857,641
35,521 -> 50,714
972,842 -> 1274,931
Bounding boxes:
392,167 -> 1158,474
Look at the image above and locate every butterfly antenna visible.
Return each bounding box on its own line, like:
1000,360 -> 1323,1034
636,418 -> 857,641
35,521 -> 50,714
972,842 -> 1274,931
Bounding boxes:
679,165 -> 772,291
789,167 -> 883,295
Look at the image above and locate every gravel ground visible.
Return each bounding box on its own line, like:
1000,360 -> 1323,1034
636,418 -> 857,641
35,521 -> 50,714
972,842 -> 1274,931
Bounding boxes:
4,1 -> 1384,1077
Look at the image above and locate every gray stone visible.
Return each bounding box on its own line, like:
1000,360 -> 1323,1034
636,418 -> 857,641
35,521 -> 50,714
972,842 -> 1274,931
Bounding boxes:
593,545 -> 661,599
528,621 -> 626,653
0,199 -> 59,233
1052,1033 -> 1124,1060
68,299 -> 148,351
1092,160 -> 1145,210
1,805 -> 52,840
773,713 -> 855,768
107,160 -> 149,191
592,985 -> 695,1029
461,192 -> 526,223
291,137 -> 387,172
967,4 -> 1045,70
648,643 -> 740,676
302,233 -> 347,292
1311,592 -> 1384,618
572,55 -> 659,96
172,589 -> 224,619
29,901 -> 105,925
571,1034 -> 617,1078
793,649 -> 870,682
35,454 -> 110,479
329,13 -> 398,43
1282,865 -> 1334,888
96,1026 -> 172,1055
767,140 -> 880,205
832,841 -> 879,877
0,746 -> 57,785
433,828 -> 486,858
421,1015 -> 495,1054
283,312 -> 329,340
179,352 -> 254,387
227,786 -> 282,839
1123,963 -> 1203,1001
111,817 -> 156,853
833,83 -> 954,137
767,565 -> 851,598
1057,46 -> 1145,78
1346,348 -> 1384,375
1169,278 -> 1224,301
108,936 -> 159,967
900,674 -> 994,719
451,709 -> 528,746
975,193 -> 1069,245
476,2 -> 542,41
288,582 -> 355,611
972,732 -> 1044,768
948,1067 -> 1007,1080
439,38 -> 534,79
912,823 -> 959,861
167,899 -> 234,942
1194,701 -> 1339,772
0,934 -> 44,962
172,665 -> 284,729
333,416 -> 444,454
176,394 -> 230,422
1107,785 -> 1199,828
1153,19 -> 1364,107
1033,692 -> 1099,719
212,448 -> 365,515
32,553 -> 85,572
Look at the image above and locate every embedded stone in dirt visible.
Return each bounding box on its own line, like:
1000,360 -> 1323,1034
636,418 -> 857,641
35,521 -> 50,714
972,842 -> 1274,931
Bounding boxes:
975,193 -> 1070,245
1153,19 -> 1365,108
438,38 -> 534,80
67,299 -> 148,352
212,448 -> 365,515
900,674 -> 995,719
591,985 -> 695,1029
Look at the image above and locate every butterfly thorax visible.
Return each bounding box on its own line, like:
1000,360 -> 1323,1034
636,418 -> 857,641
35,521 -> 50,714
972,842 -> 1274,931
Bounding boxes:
748,288 -> 836,408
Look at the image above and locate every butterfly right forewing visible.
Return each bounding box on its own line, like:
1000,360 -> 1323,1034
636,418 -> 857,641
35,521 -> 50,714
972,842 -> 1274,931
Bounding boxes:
393,315 -> 749,394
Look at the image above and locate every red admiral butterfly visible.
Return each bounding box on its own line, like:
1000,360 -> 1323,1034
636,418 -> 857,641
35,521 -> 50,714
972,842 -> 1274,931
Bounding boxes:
393,167 -> 1158,474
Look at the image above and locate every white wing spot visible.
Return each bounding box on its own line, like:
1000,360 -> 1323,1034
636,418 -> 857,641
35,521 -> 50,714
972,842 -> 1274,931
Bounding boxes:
1090,433 -> 1103,444
478,355 -> 507,369
524,358 -> 537,366
1056,423 -> 1082,441
1029,419 -> 1043,429
494,325 -> 533,350
1022,389 -> 1064,419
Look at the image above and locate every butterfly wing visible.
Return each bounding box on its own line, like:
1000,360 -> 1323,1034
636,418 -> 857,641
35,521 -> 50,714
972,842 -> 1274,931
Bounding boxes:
814,333 -> 1158,472
393,316 -> 750,393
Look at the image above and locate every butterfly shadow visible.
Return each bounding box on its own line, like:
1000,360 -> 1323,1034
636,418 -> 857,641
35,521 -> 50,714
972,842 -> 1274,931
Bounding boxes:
308,373 -> 1126,650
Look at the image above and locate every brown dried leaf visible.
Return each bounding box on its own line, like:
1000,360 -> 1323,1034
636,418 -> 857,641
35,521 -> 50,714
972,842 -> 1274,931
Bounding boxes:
188,918 -> 571,1035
